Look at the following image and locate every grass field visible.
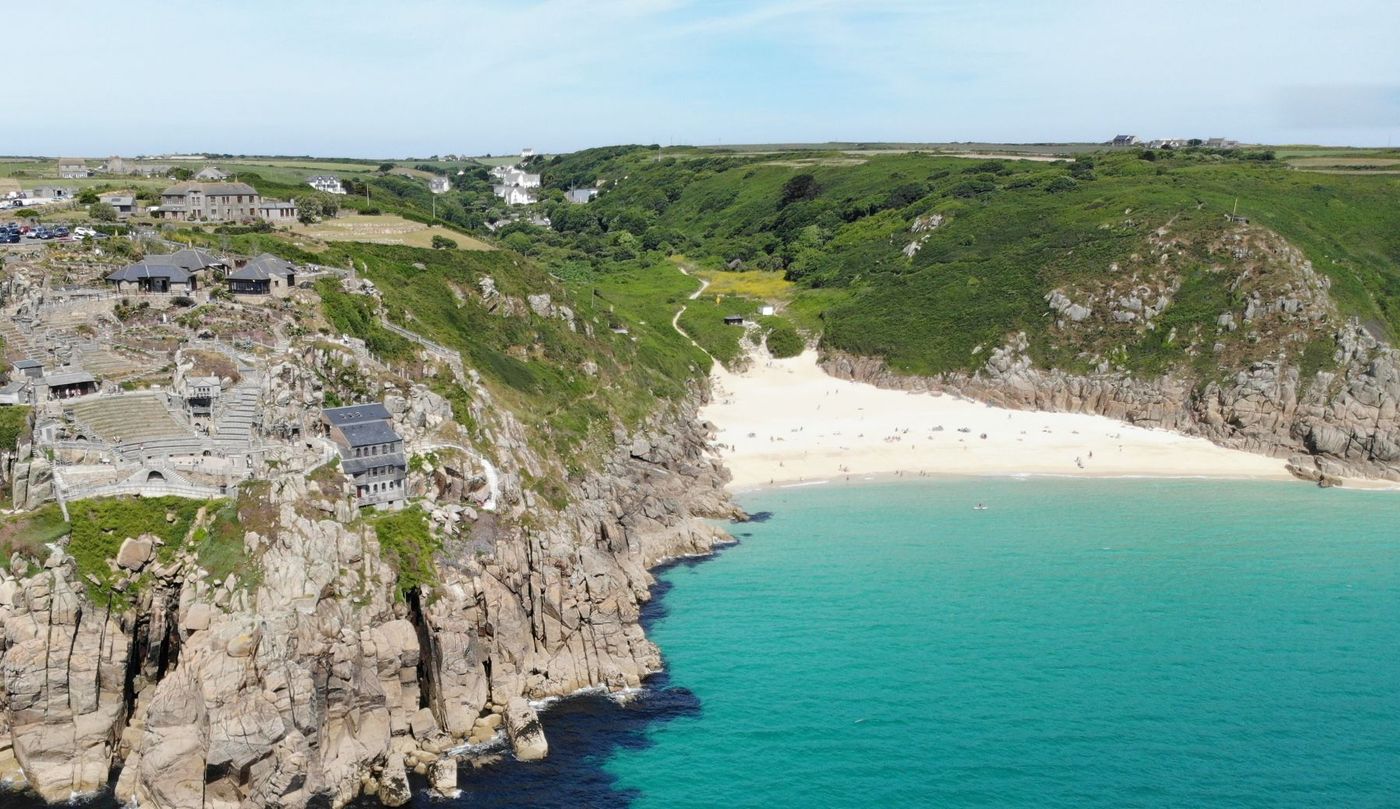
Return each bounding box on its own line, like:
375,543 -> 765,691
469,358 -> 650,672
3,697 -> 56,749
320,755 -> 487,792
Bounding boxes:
291,213 -> 494,250
693,266 -> 794,299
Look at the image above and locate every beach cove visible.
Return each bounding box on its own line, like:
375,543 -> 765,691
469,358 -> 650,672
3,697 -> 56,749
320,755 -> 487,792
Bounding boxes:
702,349 -> 1302,489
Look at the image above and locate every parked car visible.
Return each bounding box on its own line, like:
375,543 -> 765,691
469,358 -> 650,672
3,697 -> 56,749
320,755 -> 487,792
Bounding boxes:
74,226 -> 96,237
0,232 -> 18,244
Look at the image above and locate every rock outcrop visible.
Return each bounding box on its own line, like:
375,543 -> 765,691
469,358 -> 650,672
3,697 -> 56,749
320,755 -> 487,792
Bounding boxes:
0,378 -> 738,808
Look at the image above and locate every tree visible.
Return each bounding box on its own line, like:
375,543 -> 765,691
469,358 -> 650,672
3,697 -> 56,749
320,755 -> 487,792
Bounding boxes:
171,167 -> 193,181
16,208 -> 38,219
378,163 -> 395,173
77,188 -> 99,205
88,202 -> 118,221
779,173 -> 821,207
431,234 -> 457,250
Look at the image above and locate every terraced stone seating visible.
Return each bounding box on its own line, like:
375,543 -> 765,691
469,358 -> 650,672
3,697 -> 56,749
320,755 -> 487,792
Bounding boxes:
73,347 -> 142,380
68,393 -> 194,445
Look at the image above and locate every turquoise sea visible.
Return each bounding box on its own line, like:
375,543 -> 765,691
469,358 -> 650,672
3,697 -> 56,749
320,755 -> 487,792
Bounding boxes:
597,478 -> 1400,808
19,479 -> 1400,809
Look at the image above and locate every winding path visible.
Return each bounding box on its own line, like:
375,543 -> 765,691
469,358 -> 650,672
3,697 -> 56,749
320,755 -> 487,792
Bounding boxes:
671,264 -> 714,362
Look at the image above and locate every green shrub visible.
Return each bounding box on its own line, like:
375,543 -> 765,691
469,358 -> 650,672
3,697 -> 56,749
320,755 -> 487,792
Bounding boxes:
372,506 -> 440,598
763,317 -> 804,358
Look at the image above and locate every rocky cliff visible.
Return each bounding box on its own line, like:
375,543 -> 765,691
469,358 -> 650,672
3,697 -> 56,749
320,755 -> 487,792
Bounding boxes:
0,375 -> 739,807
821,220 -> 1400,484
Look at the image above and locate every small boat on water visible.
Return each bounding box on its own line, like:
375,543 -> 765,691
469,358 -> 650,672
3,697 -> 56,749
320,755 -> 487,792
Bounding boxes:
973,503 -> 989,511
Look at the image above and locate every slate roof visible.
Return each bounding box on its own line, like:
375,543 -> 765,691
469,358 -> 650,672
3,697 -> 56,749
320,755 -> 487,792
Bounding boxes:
44,371 -> 96,387
161,181 -> 257,197
338,420 -> 401,448
106,263 -> 193,283
341,453 -> 407,475
228,254 -> 295,281
323,402 -> 392,427
13,359 -> 42,370
145,247 -> 223,271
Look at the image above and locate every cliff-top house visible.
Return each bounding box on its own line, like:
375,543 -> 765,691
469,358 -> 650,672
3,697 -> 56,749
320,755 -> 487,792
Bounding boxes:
322,402 -> 408,510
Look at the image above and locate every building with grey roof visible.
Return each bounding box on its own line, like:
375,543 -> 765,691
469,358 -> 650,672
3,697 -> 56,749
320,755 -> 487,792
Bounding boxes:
227,253 -> 297,297
145,247 -> 226,273
42,370 -> 97,400
105,262 -> 198,294
0,380 -> 29,406
12,359 -> 44,379
156,182 -> 298,224
97,193 -> 138,218
321,402 -> 407,509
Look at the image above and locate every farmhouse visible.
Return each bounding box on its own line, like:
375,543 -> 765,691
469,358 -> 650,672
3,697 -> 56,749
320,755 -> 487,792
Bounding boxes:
322,402 -> 407,510
105,262 -> 199,294
154,183 -> 299,223
58,159 -> 90,179
156,182 -> 260,221
194,167 -> 229,181
227,254 -> 297,297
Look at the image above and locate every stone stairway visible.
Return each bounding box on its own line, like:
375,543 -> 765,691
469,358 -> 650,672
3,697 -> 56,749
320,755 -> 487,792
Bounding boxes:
0,318 -> 35,361
210,378 -> 261,452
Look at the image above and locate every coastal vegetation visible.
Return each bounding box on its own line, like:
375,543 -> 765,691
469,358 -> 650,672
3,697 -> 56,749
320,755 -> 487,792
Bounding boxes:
523,145 -> 1400,379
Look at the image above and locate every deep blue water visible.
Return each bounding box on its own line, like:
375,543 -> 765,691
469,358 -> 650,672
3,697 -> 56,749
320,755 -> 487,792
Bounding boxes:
10,479 -> 1400,808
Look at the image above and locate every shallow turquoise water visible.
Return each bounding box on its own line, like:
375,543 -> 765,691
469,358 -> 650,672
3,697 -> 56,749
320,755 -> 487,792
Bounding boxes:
605,479 -> 1400,808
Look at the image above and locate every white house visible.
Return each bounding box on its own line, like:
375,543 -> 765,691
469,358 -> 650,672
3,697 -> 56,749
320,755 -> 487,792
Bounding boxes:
500,167 -> 541,188
520,147 -> 535,158
429,176 -> 451,194
566,187 -> 598,204
493,185 -> 535,206
307,175 -> 347,195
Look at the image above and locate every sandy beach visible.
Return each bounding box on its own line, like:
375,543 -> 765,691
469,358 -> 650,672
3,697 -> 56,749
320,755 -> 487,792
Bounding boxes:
701,350 -> 1296,490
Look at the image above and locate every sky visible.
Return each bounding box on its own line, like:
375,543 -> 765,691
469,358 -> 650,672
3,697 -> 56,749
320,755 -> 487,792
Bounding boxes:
5,0 -> 1399,157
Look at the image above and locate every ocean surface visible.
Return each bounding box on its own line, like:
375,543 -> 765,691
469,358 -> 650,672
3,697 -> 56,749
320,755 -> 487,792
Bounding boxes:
10,478 -> 1400,808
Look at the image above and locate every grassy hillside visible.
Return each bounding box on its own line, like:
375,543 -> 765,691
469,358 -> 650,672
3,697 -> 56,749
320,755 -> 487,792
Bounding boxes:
525,146 -> 1400,378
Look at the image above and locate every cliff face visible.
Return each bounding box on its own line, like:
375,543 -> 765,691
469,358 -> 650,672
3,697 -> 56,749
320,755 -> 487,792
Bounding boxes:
821,220 -> 1400,484
822,319 -> 1400,483
0,382 -> 739,807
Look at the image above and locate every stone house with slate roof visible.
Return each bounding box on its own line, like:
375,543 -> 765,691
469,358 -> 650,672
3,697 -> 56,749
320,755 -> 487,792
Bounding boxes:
322,402 -> 407,509
156,182 -> 299,223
